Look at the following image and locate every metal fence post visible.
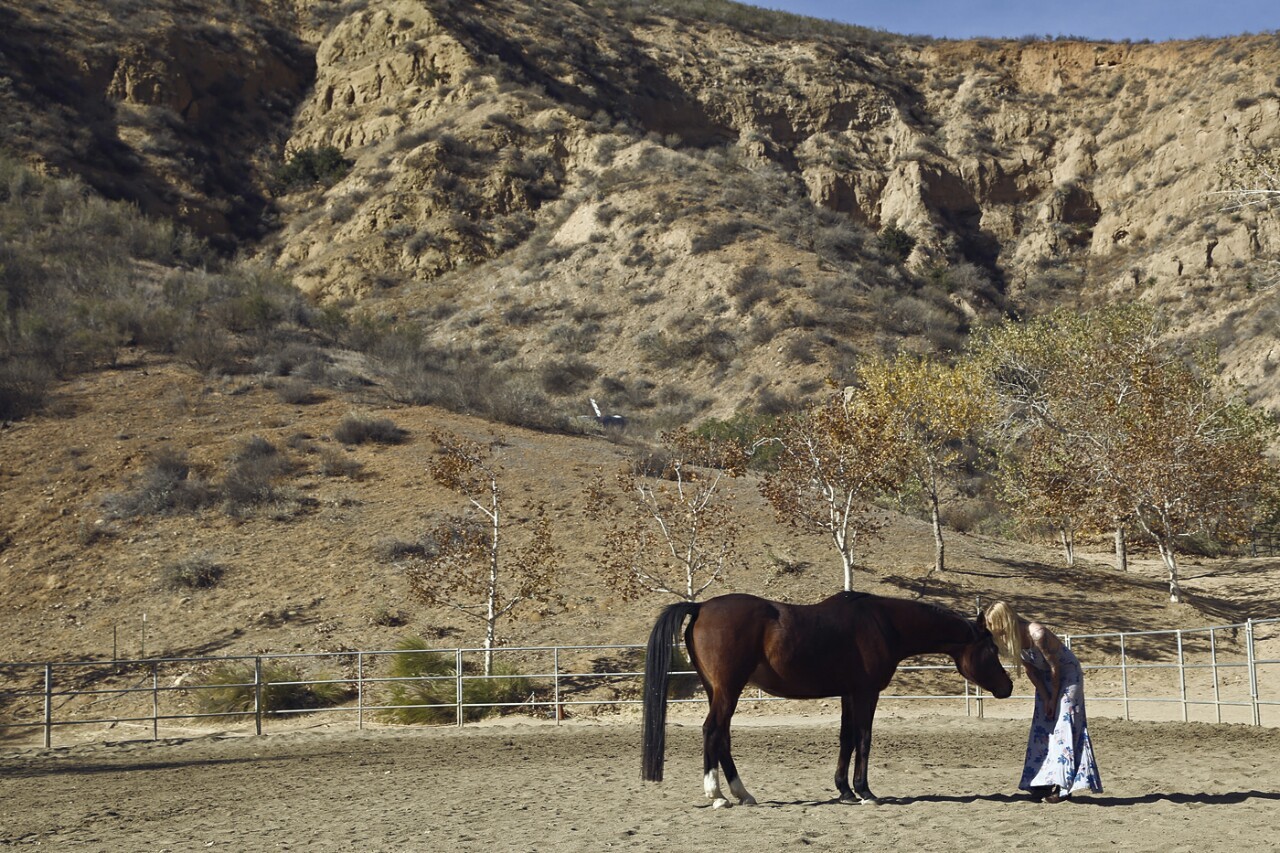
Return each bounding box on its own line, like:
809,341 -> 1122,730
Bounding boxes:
1121,633 -> 1130,721
1247,619 -> 1260,726
357,652 -> 364,731
43,663 -> 52,749
456,649 -> 464,728
152,662 -> 160,740
554,646 -> 562,726
254,657 -> 264,736
1210,628 -> 1221,724
1176,630 -> 1187,722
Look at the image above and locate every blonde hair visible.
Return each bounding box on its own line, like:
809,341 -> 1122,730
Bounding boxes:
984,601 -> 1025,673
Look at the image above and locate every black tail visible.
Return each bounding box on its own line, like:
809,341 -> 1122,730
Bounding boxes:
641,601 -> 700,782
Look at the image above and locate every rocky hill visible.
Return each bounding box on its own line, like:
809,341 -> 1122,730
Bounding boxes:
4,0 -> 1279,422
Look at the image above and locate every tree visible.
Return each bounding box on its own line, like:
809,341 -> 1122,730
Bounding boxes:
995,429 -> 1097,567
586,429 -> 746,601
404,431 -> 561,673
877,222 -> 917,263
856,354 -> 993,572
975,307 -> 1278,601
1108,351 -> 1276,602
761,390 -> 913,591
972,305 -> 1164,568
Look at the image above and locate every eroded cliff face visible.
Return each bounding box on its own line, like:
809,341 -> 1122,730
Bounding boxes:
4,0 -> 1279,414
0,1 -> 313,241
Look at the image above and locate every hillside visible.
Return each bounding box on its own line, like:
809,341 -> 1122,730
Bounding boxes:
1,352 -> 1277,671
1,0 -> 1280,670
3,0 -> 1280,422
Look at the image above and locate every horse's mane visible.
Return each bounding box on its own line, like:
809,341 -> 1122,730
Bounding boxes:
902,597 -> 980,642
832,592 -> 979,643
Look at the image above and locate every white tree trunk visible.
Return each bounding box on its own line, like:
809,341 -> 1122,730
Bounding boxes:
1156,541 -> 1182,603
929,481 -> 945,572
1059,525 -> 1075,567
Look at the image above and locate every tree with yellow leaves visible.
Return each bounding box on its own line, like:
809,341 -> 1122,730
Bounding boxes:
404,431 -> 561,673
856,354 -> 993,572
1108,350 -> 1275,602
975,306 -> 1277,602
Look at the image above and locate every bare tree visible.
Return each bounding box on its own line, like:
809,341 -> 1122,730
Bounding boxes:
586,429 -> 745,601
760,391 -> 912,591
405,431 -> 560,673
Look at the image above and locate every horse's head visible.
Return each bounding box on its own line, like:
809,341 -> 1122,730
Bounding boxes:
954,612 -> 1013,698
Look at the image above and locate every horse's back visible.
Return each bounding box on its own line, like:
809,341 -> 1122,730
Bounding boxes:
688,593 -> 871,699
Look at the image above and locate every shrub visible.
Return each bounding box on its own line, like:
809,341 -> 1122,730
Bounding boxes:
274,146 -> 353,191
194,661 -> 352,718
163,553 -> 224,589
102,447 -> 216,518
317,447 -> 364,478
334,413 -> 409,445
272,378 -> 319,405
380,637 -> 533,724
0,358 -> 53,420
539,358 -> 598,395
222,436 -> 294,515
877,222 -> 917,263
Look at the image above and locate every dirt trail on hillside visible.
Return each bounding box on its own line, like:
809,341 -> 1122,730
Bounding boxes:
3,714 -> 1278,851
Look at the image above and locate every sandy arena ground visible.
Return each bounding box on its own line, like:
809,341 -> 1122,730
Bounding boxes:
3,711 -> 1279,852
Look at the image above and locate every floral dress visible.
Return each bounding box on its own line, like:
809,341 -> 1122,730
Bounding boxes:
1019,639 -> 1103,795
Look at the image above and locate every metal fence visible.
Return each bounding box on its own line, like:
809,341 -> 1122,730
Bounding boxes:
2,617 -> 1277,748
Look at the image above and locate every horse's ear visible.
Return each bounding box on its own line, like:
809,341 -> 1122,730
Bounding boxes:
975,610 -> 988,631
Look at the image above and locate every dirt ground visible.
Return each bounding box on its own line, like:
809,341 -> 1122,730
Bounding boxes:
2,712 -> 1278,852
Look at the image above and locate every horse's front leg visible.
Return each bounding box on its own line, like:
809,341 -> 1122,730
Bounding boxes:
850,693 -> 880,805
834,695 -> 858,803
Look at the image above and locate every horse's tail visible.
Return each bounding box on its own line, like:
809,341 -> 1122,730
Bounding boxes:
641,601 -> 700,782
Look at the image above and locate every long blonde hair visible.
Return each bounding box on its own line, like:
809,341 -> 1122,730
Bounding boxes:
984,601 -> 1025,673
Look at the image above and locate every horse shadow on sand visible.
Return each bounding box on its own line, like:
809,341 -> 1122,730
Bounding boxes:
743,790 -> 1280,808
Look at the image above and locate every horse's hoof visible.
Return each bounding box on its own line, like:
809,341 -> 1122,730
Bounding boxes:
711,797 -> 731,809
860,797 -> 881,806
839,794 -> 859,805
739,795 -> 757,806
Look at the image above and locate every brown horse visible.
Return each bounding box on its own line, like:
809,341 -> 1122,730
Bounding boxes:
642,591 -> 1013,807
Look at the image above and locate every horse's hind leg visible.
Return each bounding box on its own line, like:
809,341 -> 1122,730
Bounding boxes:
702,689 -> 757,808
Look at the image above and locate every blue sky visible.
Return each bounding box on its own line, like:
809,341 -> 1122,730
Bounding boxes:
741,0 -> 1280,42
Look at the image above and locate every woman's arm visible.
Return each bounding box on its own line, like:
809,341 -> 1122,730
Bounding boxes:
1028,623 -> 1062,708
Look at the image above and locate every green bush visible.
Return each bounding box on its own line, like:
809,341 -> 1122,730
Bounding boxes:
380,637 -> 533,724
193,661 -> 352,718
877,222 -> 917,263
274,146 -> 353,191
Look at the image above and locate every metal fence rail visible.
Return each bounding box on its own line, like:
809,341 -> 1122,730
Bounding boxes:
1,618 -> 1276,747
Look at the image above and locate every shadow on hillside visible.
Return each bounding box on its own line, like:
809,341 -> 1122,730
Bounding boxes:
880,553 -> 1255,632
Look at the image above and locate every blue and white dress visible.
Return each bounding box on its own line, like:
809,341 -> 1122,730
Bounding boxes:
1019,639 -> 1103,796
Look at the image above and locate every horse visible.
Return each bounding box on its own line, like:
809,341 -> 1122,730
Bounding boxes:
641,591 -> 1014,807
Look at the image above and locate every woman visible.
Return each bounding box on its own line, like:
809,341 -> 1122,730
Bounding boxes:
985,601 -> 1102,802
